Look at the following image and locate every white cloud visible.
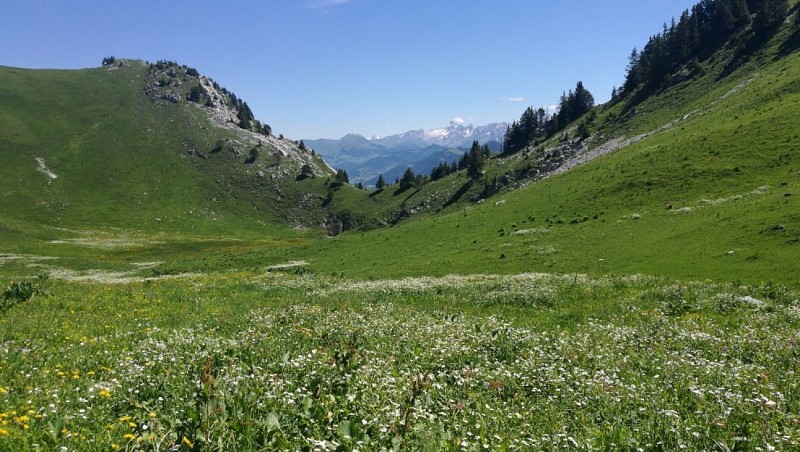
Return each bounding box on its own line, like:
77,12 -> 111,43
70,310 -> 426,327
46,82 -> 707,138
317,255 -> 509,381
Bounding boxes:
451,117 -> 465,125
306,0 -> 351,10
501,96 -> 526,102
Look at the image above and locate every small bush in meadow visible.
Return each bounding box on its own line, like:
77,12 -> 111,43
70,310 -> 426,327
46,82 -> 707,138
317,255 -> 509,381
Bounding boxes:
1,273 -> 49,310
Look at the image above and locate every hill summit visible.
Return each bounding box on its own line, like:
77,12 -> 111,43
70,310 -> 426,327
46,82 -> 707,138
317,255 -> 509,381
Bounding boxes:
0,58 -> 337,231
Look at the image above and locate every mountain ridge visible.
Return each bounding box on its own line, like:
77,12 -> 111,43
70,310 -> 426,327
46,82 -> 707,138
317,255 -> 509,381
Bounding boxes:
305,120 -> 507,184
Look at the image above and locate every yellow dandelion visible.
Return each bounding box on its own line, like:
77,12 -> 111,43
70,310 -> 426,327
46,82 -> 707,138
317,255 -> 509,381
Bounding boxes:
118,416 -> 132,422
99,389 -> 112,398
0,387 -> 7,394
182,436 -> 193,448
0,428 -> 8,436
123,433 -> 136,441
128,422 -> 137,428
111,444 -> 120,450
148,411 -> 156,419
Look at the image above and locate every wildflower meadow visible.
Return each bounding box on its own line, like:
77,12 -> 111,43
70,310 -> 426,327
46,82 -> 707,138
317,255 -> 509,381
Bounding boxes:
1,271 -> 798,450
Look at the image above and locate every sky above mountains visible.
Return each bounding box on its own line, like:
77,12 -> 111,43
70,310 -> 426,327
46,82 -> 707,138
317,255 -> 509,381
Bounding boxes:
1,0 -> 697,140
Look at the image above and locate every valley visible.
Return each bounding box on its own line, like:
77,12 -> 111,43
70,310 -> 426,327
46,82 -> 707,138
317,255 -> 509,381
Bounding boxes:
2,1 -> 800,449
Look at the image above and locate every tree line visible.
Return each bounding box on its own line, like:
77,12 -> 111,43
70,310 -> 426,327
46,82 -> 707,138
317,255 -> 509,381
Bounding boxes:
622,0 -> 790,96
502,80 -> 595,155
372,140 -> 492,192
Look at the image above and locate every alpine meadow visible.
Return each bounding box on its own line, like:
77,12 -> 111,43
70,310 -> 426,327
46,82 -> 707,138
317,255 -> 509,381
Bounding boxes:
2,1 -> 800,450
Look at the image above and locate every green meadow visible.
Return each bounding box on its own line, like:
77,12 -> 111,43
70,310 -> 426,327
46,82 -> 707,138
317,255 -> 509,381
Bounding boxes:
2,271 -> 798,450
3,4 -> 800,452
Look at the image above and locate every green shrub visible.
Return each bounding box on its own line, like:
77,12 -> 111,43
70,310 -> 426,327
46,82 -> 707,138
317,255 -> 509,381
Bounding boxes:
1,273 -> 50,310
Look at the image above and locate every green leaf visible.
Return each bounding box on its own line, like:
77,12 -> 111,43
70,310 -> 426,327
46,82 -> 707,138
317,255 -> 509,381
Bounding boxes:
337,420 -> 351,441
266,412 -> 280,432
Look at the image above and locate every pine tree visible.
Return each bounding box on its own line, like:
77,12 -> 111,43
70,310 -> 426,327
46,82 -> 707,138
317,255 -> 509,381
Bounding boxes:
399,167 -> 416,191
467,141 -> 485,179
334,169 -> 349,184
376,174 -> 386,190
237,101 -> 254,129
572,81 -> 595,117
188,84 -> 205,103
753,0 -> 788,32
623,47 -> 641,93
458,152 -> 469,170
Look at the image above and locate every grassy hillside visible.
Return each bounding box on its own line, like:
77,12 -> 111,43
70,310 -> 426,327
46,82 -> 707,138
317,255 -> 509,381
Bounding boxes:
0,61 -> 341,236
1,11 -> 799,289
156,12 -> 800,287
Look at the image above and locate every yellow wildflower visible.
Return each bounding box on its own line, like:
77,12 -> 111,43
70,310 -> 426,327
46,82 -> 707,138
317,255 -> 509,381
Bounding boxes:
118,416 -> 132,422
148,411 -> 156,419
99,389 -> 112,398
182,436 -> 193,448
0,428 -> 8,436
123,433 -> 136,441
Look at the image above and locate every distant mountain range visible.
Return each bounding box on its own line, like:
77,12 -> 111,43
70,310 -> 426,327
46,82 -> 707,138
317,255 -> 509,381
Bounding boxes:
305,121 -> 507,185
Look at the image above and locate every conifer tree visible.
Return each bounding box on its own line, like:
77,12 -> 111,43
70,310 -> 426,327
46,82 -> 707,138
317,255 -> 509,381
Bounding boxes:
399,167 -> 416,191
623,47 -> 641,93
376,174 -> 386,190
334,169 -> 349,184
467,141 -> 485,179
752,0 -> 789,31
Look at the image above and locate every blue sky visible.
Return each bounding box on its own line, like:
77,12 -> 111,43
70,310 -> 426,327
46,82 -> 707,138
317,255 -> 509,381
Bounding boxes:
1,0 -> 697,140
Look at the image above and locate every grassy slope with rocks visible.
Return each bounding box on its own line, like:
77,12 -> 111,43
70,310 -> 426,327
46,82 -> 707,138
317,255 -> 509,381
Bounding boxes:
278,14 -> 800,287
0,60 -> 344,238
0,10 -> 799,288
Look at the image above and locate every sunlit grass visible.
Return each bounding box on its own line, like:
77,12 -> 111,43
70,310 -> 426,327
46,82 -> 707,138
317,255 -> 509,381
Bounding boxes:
1,271 -> 798,450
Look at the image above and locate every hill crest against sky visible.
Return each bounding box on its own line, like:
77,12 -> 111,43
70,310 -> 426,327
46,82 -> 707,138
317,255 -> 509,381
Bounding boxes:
0,1 -> 698,139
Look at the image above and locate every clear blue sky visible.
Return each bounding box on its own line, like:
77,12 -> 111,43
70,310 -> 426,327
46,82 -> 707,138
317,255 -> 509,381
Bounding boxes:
1,0 -> 697,140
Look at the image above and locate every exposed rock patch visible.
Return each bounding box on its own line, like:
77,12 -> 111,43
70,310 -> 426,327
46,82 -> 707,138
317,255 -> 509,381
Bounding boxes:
35,157 -> 57,182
